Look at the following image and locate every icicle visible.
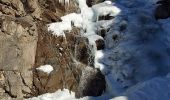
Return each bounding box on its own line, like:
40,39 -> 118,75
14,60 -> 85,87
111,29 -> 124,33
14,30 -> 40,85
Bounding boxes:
58,0 -> 70,5
65,0 -> 70,5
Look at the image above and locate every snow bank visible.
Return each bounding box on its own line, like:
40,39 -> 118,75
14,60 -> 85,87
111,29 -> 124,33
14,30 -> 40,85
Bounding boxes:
36,65 -> 54,74
95,0 -> 170,98
158,18 -> 170,46
47,13 -> 82,36
28,89 -> 75,100
124,75 -> 170,100
111,96 -> 128,100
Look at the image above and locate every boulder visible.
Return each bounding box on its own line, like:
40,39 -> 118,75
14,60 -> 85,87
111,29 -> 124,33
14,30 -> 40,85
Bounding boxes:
155,0 -> 170,19
75,67 -> 106,98
95,39 -> 105,50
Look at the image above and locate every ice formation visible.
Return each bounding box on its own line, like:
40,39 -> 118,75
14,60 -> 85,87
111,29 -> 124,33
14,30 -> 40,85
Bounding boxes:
58,0 -> 70,5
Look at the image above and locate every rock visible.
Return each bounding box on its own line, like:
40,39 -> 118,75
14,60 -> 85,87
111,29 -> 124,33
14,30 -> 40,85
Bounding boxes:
86,0 -> 105,7
75,67 -> 106,98
33,25 -> 95,95
95,39 -> 105,50
155,0 -> 170,19
26,0 -> 42,19
0,0 -> 26,17
0,15 -> 38,99
73,36 -> 95,66
0,0 -> 106,99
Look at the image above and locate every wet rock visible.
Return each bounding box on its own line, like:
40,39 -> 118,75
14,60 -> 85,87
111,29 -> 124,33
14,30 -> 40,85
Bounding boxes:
155,0 -> 170,19
0,0 -> 26,17
86,0 -> 105,7
74,36 -> 95,66
75,67 -> 106,98
98,14 -> 115,21
95,39 -> 105,50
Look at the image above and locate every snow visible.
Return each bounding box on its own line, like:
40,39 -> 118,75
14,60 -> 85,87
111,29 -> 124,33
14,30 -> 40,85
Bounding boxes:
33,0 -> 170,100
28,89 -> 75,100
36,65 -> 54,74
124,75 -> 170,100
158,18 -> 170,47
28,74 -> 170,100
111,96 -> 128,100
48,0 -> 120,44
92,2 -> 121,21
47,13 -> 82,36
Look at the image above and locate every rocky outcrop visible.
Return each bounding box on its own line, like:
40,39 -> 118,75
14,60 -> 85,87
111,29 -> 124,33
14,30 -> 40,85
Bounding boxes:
0,0 -> 106,99
0,15 -> 38,99
95,39 -> 105,50
33,26 -> 82,94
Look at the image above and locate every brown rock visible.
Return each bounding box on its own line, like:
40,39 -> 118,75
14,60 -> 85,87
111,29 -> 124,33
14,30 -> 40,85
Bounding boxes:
155,0 -> 170,19
0,0 -> 106,99
0,15 -> 38,99
73,36 -> 95,66
33,24 -> 95,95
0,0 -> 26,17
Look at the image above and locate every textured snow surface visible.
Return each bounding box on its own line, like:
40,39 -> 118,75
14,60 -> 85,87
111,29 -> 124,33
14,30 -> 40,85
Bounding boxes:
36,65 -> 54,74
47,13 -> 82,36
28,89 -> 75,100
124,75 -> 170,100
32,0 -> 170,100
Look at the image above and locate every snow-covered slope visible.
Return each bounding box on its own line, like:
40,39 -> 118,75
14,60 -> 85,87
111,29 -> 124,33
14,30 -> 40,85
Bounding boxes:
29,0 -> 170,100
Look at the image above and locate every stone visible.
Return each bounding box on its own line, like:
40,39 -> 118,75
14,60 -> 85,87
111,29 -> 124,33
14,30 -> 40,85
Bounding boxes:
0,0 -> 106,99
95,39 -> 105,50
0,15 -> 38,99
155,0 -> 170,19
75,67 -> 106,98
86,0 -> 105,7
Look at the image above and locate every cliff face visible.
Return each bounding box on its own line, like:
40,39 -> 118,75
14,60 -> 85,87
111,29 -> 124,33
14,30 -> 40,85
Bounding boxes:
0,0 -> 105,99
0,15 -> 37,99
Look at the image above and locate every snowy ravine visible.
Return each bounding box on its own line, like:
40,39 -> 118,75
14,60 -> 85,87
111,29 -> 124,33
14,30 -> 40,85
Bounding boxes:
29,0 -> 170,100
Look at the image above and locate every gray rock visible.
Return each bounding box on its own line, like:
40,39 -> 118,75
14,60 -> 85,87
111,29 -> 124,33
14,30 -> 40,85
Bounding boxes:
75,67 -> 106,98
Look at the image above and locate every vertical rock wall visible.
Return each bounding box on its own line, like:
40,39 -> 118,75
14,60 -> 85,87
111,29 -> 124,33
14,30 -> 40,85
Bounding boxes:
0,0 -> 106,99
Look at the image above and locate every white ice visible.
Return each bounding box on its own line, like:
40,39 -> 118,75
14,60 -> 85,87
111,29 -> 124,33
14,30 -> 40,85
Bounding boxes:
36,65 -> 54,74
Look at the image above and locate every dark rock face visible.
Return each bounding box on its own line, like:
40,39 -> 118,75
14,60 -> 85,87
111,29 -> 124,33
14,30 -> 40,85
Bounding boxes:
86,0 -> 105,7
155,0 -> 170,19
75,67 -> 106,98
74,36 -> 95,67
95,39 -> 105,50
